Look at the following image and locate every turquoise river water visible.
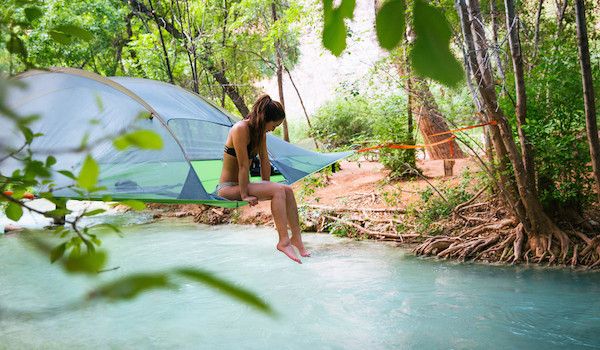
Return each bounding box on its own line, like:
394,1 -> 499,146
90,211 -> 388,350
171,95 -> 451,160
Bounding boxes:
1,220 -> 599,349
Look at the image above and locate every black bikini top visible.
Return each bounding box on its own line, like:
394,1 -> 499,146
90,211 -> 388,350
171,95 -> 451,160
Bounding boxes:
224,144 -> 256,159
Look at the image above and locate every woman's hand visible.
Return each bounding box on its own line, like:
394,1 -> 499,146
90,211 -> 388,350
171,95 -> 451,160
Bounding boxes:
243,195 -> 258,206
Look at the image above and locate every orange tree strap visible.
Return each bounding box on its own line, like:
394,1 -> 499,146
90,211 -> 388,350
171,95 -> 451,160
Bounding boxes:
357,120 -> 497,153
357,135 -> 456,153
429,120 -> 497,137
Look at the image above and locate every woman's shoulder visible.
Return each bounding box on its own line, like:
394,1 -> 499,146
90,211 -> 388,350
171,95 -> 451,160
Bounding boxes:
231,120 -> 250,136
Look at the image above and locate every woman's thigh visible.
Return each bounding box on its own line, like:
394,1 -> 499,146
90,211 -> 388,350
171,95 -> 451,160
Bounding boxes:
248,182 -> 288,201
219,181 -> 288,201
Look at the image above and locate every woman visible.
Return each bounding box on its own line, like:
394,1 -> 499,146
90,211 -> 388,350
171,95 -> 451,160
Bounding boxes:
216,95 -> 309,264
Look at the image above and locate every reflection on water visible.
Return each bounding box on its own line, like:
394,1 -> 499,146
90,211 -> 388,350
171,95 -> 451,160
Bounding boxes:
1,220 -> 599,349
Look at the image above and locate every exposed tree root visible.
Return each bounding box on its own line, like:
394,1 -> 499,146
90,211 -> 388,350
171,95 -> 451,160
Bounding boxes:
413,197 -> 600,269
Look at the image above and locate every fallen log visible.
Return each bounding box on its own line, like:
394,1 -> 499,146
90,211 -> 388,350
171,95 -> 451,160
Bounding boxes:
323,214 -> 418,240
306,204 -> 406,214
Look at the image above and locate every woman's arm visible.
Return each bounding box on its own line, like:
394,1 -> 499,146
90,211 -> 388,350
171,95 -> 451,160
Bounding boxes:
231,124 -> 254,202
259,133 -> 271,181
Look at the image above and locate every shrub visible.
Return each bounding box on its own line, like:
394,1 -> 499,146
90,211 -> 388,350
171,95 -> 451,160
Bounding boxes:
311,93 -> 416,176
310,96 -> 374,149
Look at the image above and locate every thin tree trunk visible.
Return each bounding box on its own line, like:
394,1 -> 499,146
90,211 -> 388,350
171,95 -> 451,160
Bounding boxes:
114,36 -> 125,76
466,0 -> 569,259
148,0 -> 174,84
126,0 -> 250,116
556,0 -> 569,37
172,0 -> 199,92
458,0 -> 528,228
404,46 -> 414,141
505,0 -> 536,195
125,12 -> 146,77
575,0 -> 600,203
219,0 -> 229,97
272,2 -> 290,141
283,65 -> 319,149
533,0 -> 545,59
489,0 -> 506,81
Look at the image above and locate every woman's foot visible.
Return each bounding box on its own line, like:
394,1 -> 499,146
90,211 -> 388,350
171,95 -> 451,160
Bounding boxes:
291,235 -> 311,257
276,241 -> 302,264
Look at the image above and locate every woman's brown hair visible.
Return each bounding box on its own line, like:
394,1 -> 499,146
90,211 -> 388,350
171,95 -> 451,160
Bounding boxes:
244,94 -> 285,152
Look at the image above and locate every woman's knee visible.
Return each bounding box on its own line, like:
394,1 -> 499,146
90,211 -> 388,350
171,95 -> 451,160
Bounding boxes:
271,184 -> 287,199
283,185 -> 294,197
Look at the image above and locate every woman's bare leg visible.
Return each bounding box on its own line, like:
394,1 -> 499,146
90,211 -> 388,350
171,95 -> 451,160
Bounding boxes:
219,183 -> 301,263
283,185 -> 310,257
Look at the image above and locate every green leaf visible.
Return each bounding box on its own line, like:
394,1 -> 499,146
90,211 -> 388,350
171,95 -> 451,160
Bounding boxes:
176,268 -> 273,314
113,130 -> 163,150
90,223 -> 122,236
58,170 -> 76,180
322,0 -> 356,57
376,0 -> 406,50
87,273 -> 174,301
338,0 -> 356,19
6,202 -> 23,221
53,24 -> 93,41
49,30 -> 71,44
410,0 -> 464,87
44,208 -> 71,218
83,209 -> 106,216
50,242 -> 67,263
46,155 -> 56,167
322,12 -> 346,56
120,200 -> 146,211
63,250 -> 107,275
77,155 -> 99,190
79,132 -> 90,150
94,94 -> 104,112
7,34 -> 27,59
20,127 -> 34,144
24,7 -> 43,22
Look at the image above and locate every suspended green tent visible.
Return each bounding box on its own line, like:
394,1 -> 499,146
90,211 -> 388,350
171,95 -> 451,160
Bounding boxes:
1,68 -> 353,207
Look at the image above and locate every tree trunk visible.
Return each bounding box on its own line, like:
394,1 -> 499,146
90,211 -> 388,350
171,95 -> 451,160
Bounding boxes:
125,12 -> 146,77
272,2 -> 290,141
504,0 -> 536,195
556,0 -> 568,37
533,0 -> 545,59
126,0 -> 250,117
412,78 -> 466,160
464,0 -> 569,258
575,0 -> 600,203
404,46 -> 414,141
148,0 -> 174,84
458,0 -> 527,228
489,0 -> 506,81
172,0 -> 199,93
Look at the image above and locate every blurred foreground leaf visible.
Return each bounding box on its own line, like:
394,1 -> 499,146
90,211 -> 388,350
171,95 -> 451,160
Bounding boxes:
63,251 -> 107,275
88,273 -> 174,300
77,155 -> 99,191
119,200 -> 146,211
376,0 -> 406,50
410,0 -> 464,87
176,268 -> 273,314
6,202 -> 24,221
322,0 -> 356,56
113,130 -> 163,150
49,24 -> 93,44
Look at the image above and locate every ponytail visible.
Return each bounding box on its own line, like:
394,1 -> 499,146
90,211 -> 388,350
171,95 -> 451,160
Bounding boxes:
245,94 -> 285,152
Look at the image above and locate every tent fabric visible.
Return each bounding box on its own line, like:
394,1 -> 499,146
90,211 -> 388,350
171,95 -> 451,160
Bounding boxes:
1,68 -> 354,207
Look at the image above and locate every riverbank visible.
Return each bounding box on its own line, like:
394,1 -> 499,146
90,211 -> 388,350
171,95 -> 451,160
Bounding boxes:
151,158 -> 473,245
150,157 -> 600,270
